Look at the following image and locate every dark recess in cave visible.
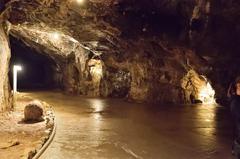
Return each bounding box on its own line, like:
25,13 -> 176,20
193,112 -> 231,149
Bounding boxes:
9,35 -> 61,91
113,0 -> 186,39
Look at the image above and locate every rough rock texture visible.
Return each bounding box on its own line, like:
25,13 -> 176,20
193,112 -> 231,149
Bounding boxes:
24,100 -> 44,121
8,23 -> 212,103
187,0 -> 240,103
0,0 -> 239,104
102,39 -> 211,103
0,23 -> 12,111
181,69 -> 215,104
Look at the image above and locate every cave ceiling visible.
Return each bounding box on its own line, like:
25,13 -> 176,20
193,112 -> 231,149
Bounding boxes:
0,0 -> 240,59
0,0 -> 196,58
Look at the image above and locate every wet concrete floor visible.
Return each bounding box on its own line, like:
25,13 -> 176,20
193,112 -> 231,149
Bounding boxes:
23,91 -> 234,159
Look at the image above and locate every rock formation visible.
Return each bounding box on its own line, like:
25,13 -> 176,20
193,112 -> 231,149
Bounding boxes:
24,100 -> 44,122
0,0 -> 240,107
0,23 -> 12,111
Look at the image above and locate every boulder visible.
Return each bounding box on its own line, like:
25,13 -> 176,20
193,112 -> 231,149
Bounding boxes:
24,100 -> 44,122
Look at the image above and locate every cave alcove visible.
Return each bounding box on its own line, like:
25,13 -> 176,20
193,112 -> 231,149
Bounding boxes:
8,35 -> 62,91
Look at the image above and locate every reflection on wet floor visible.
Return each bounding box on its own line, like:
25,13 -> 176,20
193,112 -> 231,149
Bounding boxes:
89,99 -> 105,121
22,91 -> 234,159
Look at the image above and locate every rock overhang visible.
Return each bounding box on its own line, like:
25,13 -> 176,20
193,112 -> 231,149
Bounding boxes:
0,0 -> 240,104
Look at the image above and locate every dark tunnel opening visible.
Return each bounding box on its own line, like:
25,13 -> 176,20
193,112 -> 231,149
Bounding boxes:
9,35 -> 62,91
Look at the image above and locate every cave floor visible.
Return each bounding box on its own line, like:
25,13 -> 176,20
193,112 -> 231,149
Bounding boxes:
23,91 -> 233,159
0,94 -> 50,159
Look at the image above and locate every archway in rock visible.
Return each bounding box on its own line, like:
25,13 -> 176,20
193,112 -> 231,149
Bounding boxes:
8,36 -> 62,91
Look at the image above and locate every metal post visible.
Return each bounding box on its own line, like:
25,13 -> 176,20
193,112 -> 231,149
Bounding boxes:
13,65 -> 22,94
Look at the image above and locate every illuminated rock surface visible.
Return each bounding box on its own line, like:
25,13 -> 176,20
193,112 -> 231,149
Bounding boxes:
0,0 -> 240,107
0,0 -> 239,158
0,24 -> 11,111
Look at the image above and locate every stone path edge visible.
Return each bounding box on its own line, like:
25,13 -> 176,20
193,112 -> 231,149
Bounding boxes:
32,114 -> 57,159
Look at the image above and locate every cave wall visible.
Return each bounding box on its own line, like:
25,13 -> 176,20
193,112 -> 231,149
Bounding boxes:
59,38 -> 212,104
0,23 -> 12,111
102,39 -> 211,103
3,0 -> 217,104
1,0 -> 239,104
187,0 -> 240,103
8,23 -> 212,104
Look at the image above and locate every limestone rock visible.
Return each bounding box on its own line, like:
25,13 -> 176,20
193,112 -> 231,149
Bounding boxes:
0,0 -> 239,104
24,100 -> 44,122
0,24 -> 12,112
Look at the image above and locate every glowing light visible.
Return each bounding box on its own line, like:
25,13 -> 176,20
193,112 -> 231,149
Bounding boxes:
91,67 -> 102,77
51,32 -> 60,40
14,65 -> 22,71
76,0 -> 85,4
91,99 -> 104,113
13,65 -> 22,93
90,99 -> 105,121
198,82 -> 215,104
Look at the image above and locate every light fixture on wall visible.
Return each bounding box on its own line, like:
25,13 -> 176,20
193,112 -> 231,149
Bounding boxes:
13,65 -> 22,94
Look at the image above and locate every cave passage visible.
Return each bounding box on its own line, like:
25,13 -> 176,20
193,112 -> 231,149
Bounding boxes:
9,36 -> 61,91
